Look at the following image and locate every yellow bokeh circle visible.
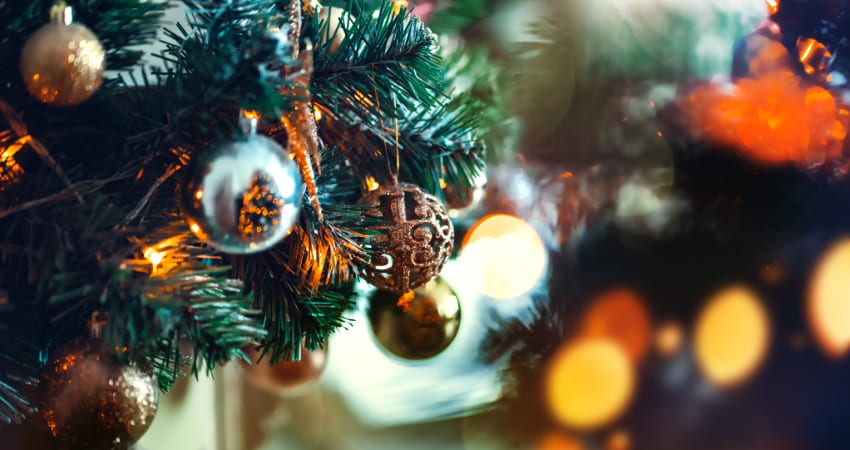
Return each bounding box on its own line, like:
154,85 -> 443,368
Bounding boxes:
544,338 -> 635,430
694,285 -> 770,388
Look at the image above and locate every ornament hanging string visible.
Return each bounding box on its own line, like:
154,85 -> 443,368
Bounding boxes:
282,0 -> 324,222
372,78 -> 401,183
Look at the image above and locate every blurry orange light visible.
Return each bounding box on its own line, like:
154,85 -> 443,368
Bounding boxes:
391,0 -> 408,15
694,285 -> 770,388
606,430 -> 631,450
242,109 -> 260,120
538,431 -> 583,450
655,321 -> 684,357
462,214 -> 546,299
143,247 -> 165,275
797,37 -> 832,77
681,38 -> 847,168
544,338 -> 634,430
580,288 -> 651,363
365,176 -> 380,191
807,237 -> 850,359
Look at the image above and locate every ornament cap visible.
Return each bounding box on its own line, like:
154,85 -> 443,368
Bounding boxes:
49,2 -> 73,25
239,109 -> 260,136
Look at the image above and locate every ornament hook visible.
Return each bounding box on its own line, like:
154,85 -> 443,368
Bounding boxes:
49,1 -> 73,25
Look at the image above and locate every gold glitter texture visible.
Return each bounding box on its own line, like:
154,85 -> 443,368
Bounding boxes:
39,339 -> 158,450
20,20 -> 105,106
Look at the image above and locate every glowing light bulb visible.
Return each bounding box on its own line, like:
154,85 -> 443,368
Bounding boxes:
694,285 -> 770,387
544,338 -> 634,430
365,176 -> 380,191
143,247 -> 165,275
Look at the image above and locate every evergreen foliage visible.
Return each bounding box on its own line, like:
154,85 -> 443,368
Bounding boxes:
0,0 -> 483,423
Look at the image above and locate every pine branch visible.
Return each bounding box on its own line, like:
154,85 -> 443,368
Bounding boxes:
110,225 -> 266,379
308,3 -> 444,125
318,96 -> 485,196
226,147 -> 375,362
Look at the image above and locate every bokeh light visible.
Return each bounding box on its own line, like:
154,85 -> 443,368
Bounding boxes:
544,338 -> 635,431
462,214 -> 546,299
807,237 -> 850,359
694,285 -> 770,388
655,321 -> 684,357
537,431 -> 583,450
606,429 -> 631,450
579,288 -> 652,363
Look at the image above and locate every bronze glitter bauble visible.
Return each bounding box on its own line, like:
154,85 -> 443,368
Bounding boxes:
239,342 -> 328,395
369,276 -> 461,360
39,339 -> 159,450
357,182 -> 454,294
20,15 -> 105,106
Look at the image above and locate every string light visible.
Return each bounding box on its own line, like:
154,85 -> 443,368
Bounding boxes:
765,0 -> 779,15
143,247 -> 165,275
365,176 -> 380,191
0,135 -> 30,188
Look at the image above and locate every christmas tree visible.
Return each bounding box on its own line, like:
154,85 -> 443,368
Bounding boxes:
0,0 -> 483,447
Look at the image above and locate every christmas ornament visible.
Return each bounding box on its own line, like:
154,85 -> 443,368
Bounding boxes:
239,342 -> 328,394
39,338 -> 158,450
357,182 -> 454,294
368,276 -> 461,360
180,114 -> 304,254
20,2 -> 105,106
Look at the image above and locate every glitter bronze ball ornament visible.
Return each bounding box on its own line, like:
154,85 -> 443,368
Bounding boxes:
180,133 -> 304,254
239,342 -> 328,395
20,4 -> 105,106
368,276 -> 461,360
39,339 -> 159,450
357,182 -> 454,294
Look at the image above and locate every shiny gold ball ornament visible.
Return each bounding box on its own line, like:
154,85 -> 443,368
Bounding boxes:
180,122 -> 304,254
357,182 -> 454,294
368,276 -> 461,360
239,342 -> 328,395
20,4 -> 105,106
38,339 -> 159,450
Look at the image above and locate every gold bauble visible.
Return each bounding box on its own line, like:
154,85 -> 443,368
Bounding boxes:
239,342 -> 328,395
20,20 -> 105,106
368,276 -> 461,360
39,339 -> 159,450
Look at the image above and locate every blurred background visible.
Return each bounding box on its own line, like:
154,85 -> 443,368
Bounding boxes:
138,0 -> 850,448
